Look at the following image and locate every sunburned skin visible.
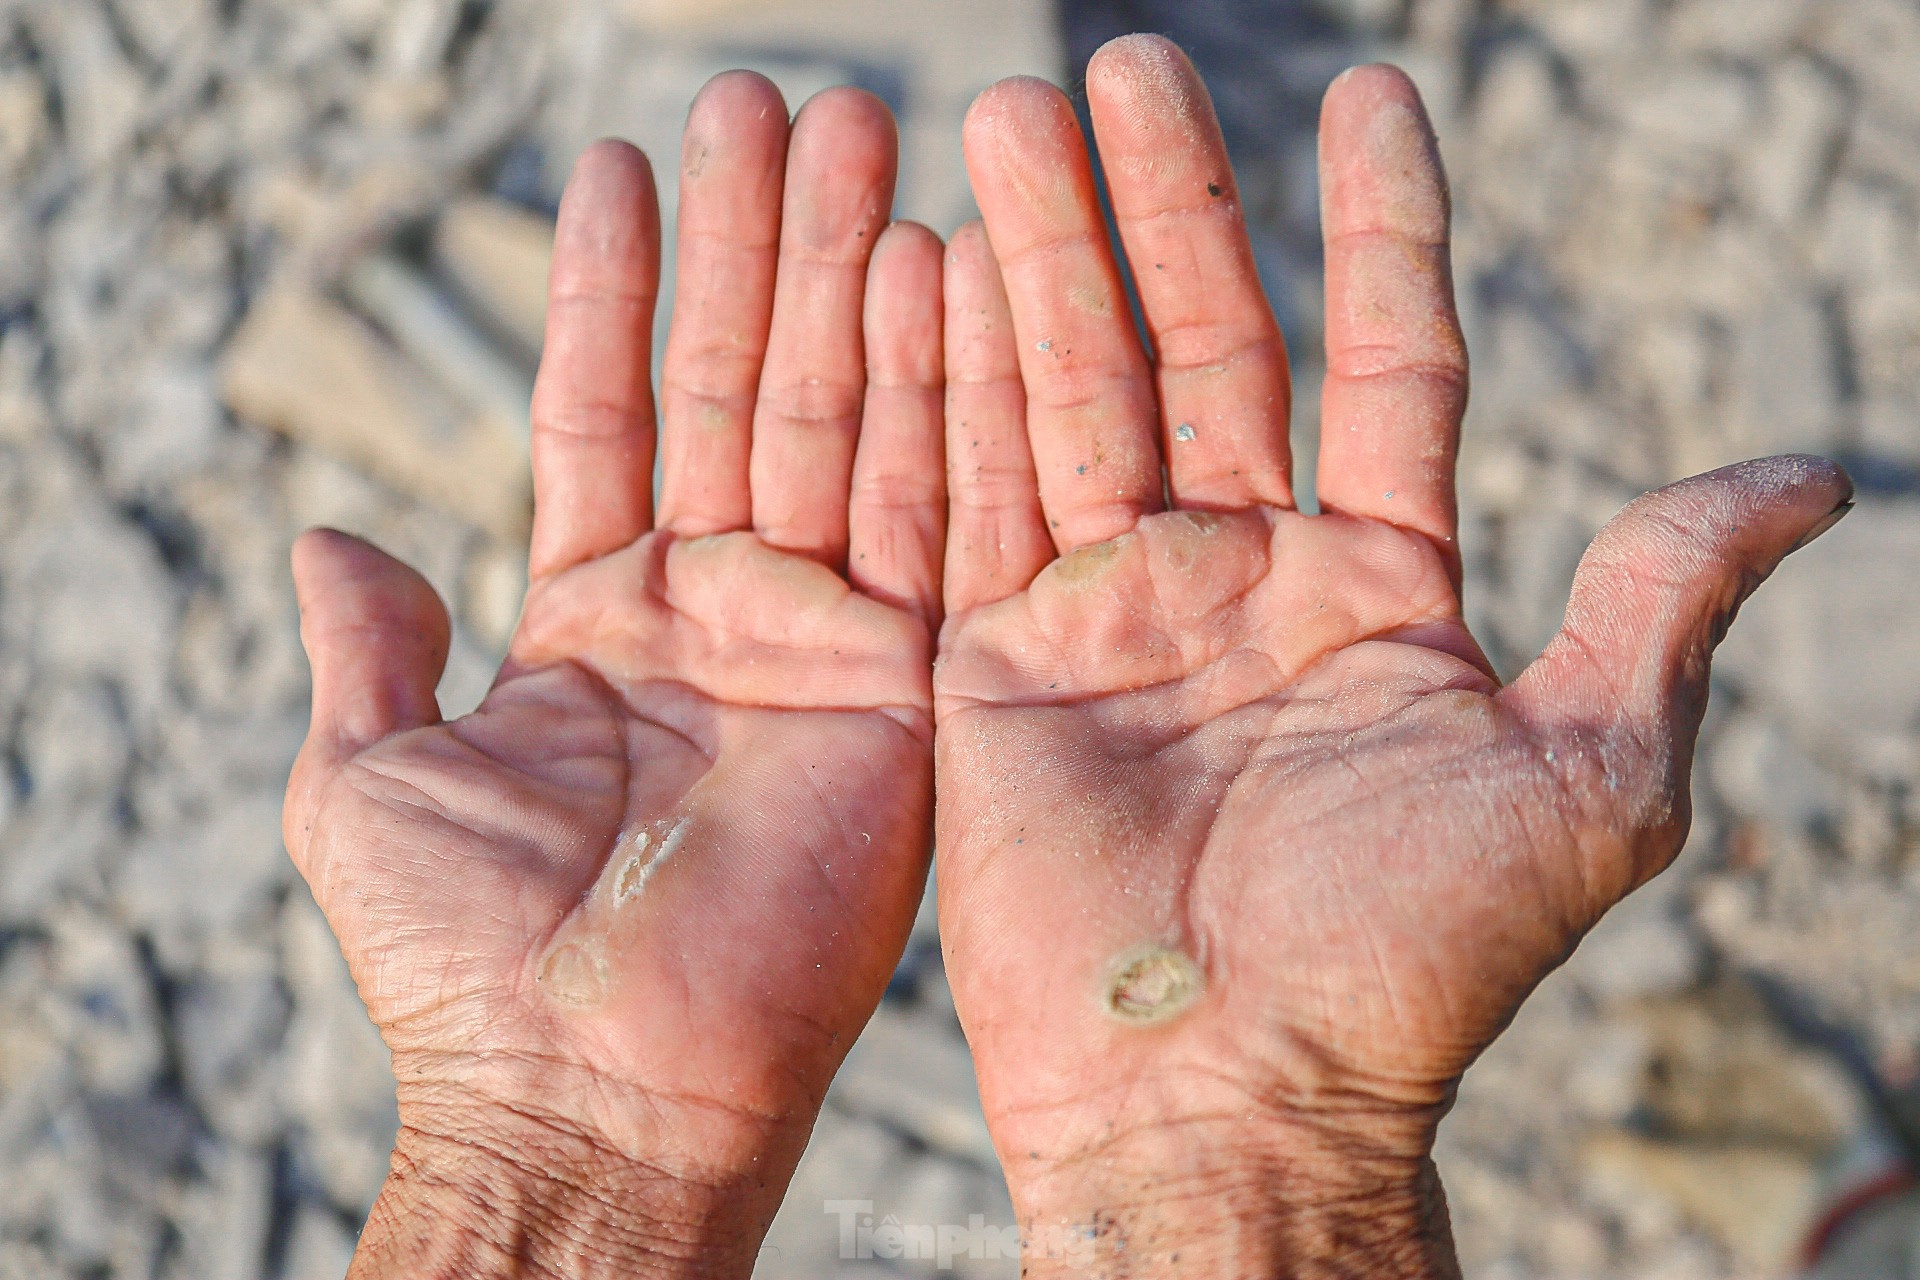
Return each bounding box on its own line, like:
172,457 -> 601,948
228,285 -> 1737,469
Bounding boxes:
536,815 -> 695,1008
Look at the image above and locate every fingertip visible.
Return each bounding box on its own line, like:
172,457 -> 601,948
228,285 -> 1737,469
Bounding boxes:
294,528 -> 413,609
553,140 -> 660,278
1734,452 -> 1854,509
1325,62 -> 1426,114
874,219 -> 945,264
1089,31 -> 1190,77
963,76 -> 1075,157
561,140 -> 658,222
871,222 -> 945,311
1319,63 -> 1448,243
292,528 -> 451,754
290,525 -> 351,593
945,219 -> 995,276
867,223 -> 945,383
948,217 -> 988,251
1086,33 -> 1202,117
1610,454 -> 1855,547
688,68 -> 788,130
794,83 -> 899,146
293,527 -> 450,647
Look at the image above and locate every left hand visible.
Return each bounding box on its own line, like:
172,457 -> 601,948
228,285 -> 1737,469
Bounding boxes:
932,36 -> 1851,1277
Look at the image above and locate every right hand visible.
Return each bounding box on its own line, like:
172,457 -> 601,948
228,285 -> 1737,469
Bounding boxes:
932,36 -> 1852,1277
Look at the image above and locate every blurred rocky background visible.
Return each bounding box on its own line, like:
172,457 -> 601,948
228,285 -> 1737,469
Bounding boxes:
0,0 -> 1917,1276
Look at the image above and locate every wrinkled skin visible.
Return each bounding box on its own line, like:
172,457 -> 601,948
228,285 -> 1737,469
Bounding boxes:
932,37 -> 1851,1275
284,34 -> 1854,1280
284,76 -> 948,1278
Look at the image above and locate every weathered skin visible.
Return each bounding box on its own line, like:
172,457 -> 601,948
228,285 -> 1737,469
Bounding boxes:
282,32 -> 1854,1280
284,75 -> 948,1280
933,37 -> 1852,1277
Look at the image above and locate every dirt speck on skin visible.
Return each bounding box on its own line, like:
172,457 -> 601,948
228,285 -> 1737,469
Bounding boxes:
1052,538 -> 1124,584
1103,944 -> 1204,1024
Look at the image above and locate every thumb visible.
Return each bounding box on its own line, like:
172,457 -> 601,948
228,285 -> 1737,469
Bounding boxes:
1502,455 -> 1851,888
285,529 -> 452,862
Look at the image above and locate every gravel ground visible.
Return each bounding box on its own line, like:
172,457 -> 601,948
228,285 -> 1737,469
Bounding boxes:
1,1 -> 1918,1277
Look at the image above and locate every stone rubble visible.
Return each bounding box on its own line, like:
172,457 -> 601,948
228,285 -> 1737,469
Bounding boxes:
0,1 -> 1915,1277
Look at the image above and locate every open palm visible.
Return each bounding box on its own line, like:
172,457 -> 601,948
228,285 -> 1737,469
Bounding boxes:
934,39 -> 1850,1274
283,76 -> 946,1273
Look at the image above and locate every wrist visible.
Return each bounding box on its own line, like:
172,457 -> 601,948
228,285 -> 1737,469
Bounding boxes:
1001,1110 -> 1461,1279
349,1100 -> 779,1280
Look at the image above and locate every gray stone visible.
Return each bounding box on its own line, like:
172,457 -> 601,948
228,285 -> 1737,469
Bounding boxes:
1745,57 -> 1851,225
1715,498 -> 1920,765
110,0 -> 220,66
1709,710 -> 1837,831
0,680 -> 130,921
16,677 -> 133,809
1814,178 -> 1920,292
1858,393 -> 1920,470
1619,66 -> 1760,155
438,624 -> 502,720
278,1203 -> 358,1280
9,506 -> 178,722
0,69 -> 50,180
1730,286 -> 1846,456
107,359 -> 228,489
44,908 -> 166,1096
1567,901 -> 1705,1003
29,2 -> 147,171
1667,0 -> 1813,59
278,894 -> 398,1212
115,793 -> 290,970
175,950 -> 292,1144
759,1111 -> 907,1278
0,1243 -> 67,1280
1523,0 -> 1657,60
163,1146 -> 275,1280
827,1005 -> 996,1168
1563,1018 -> 1655,1123
1848,284 -> 1920,405
1488,479 -> 1604,671
1812,0 -> 1920,127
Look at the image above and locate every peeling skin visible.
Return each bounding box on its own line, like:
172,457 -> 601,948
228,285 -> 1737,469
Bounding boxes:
1157,511 -> 1227,573
538,940 -> 609,1007
537,816 -> 694,1009
1103,944 -> 1204,1024
613,817 -> 690,905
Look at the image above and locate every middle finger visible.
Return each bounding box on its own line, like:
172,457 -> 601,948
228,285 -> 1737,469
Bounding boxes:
963,77 -> 1163,553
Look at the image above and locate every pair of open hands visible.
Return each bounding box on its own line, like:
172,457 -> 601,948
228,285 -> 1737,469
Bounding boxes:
283,36 -> 1851,1280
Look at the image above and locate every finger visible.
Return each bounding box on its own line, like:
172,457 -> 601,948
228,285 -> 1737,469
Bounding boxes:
964,77 -> 1162,552
286,529 -> 452,862
658,71 -> 790,539
849,222 -> 947,625
1313,66 -> 1468,568
528,140 -> 662,579
749,87 -> 899,568
1502,456 -> 1853,890
943,221 -> 1052,614
1085,35 -> 1292,511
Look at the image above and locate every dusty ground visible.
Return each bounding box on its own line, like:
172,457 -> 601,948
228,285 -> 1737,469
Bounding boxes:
1,1 -> 1918,1277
